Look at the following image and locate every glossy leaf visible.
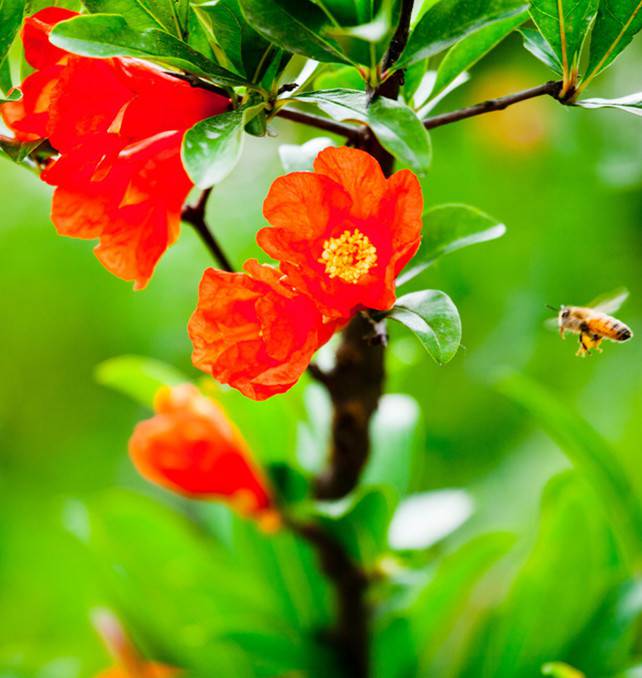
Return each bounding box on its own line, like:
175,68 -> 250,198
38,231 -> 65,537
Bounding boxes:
0,138 -> 42,164
278,137 -> 336,172
584,0 -> 642,83
496,371 -> 642,562
398,204 -> 506,286
529,0 -> 598,79
397,0 -> 528,68
575,91 -> 642,116
432,10 -> 527,96
388,290 -> 462,365
192,0 -> 270,78
83,0 -> 182,34
238,0 -> 354,65
293,87 -> 368,121
367,96 -> 432,175
95,354 -> 188,408
520,26 -> 563,72
50,14 -> 247,86
0,0 -> 24,67
182,104 -> 264,189
542,663 -> 586,678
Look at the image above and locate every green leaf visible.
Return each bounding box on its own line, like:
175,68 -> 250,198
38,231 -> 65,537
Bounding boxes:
95,354 -> 189,408
519,26 -> 563,73
575,91 -> 642,116
278,137 -> 336,172
367,96 -> 432,175
410,532 -> 515,671
50,13 -> 247,86
293,88 -> 431,173
0,137 -> 42,164
238,0 -> 354,65
314,486 -> 397,566
182,104 -> 263,189
529,0 -> 598,82
293,87 -> 368,121
397,0 -> 528,68
0,88 -> 21,103
0,0 -> 25,66
583,0 -> 642,84
496,371 -> 642,563
477,473 -> 622,678
192,0 -> 270,78
82,0 -> 182,35
432,10 -> 528,97
542,663 -> 586,678
313,64 -> 366,90
398,204 -> 506,286
388,290 -> 462,365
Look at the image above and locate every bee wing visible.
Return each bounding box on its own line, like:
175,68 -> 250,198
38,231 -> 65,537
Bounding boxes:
587,287 -> 629,314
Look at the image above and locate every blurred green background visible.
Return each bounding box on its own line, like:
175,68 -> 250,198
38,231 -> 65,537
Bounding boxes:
2,34 -> 642,678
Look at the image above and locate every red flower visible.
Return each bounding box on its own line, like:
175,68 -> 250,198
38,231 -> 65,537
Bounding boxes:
129,384 -> 278,527
0,9 -> 229,288
189,260 -> 335,401
257,146 -> 424,319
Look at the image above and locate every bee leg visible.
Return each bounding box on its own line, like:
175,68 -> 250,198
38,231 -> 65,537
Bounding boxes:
576,333 -> 590,357
559,327 -> 566,340
592,334 -> 603,353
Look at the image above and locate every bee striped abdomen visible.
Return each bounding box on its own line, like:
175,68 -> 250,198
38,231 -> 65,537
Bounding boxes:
589,314 -> 633,342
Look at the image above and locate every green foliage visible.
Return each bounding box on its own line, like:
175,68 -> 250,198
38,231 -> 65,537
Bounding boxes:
95,355 -> 189,408
83,0 -> 185,35
432,11 -> 528,96
399,203 -> 506,286
529,0 -> 599,80
238,0 -> 355,65
397,0 -> 528,68
584,0 -> 642,83
388,290 -> 462,365
367,96 -> 432,175
0,0 -> 24,66
50,13 -> 248,86
182,104 -> 265,189
575,92 -> 642,116
520,26 -> 563,72
496,371 -> 642,563
191,0 -> 270,79
469,473 -> 623,677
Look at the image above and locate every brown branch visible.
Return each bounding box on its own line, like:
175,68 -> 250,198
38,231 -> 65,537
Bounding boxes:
288,519 -> 369,677
181,188 -> 234,272
276,107 -> 365,141
423,80 -> 564,130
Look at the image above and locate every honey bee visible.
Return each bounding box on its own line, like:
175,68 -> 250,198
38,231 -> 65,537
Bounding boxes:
547,288 -> 633,357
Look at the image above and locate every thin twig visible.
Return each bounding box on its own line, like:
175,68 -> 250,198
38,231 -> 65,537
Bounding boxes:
181,188 -> 234,272
276,107 -> 365,141
423,80 -> 564,130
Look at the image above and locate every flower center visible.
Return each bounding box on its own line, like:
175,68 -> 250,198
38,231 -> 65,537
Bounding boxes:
318,228 -> 378,284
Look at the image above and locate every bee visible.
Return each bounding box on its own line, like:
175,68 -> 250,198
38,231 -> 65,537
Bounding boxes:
547,288 -> 634,357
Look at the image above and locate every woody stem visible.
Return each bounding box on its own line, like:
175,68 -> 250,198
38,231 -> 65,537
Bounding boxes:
181,188 -> 235,273
305,3 -> 414,678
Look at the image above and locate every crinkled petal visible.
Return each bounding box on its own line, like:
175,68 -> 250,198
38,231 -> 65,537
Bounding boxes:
313,145 -> 387,219
22,8 -> 76,69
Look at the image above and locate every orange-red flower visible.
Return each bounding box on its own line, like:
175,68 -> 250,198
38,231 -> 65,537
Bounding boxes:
257,146 -> 424,319
189,259 -> 335,400
129,384 -> 278,526
1,9 -> 229,288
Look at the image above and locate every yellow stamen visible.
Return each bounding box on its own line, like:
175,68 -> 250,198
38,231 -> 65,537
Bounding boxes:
318,228 -> 377,284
